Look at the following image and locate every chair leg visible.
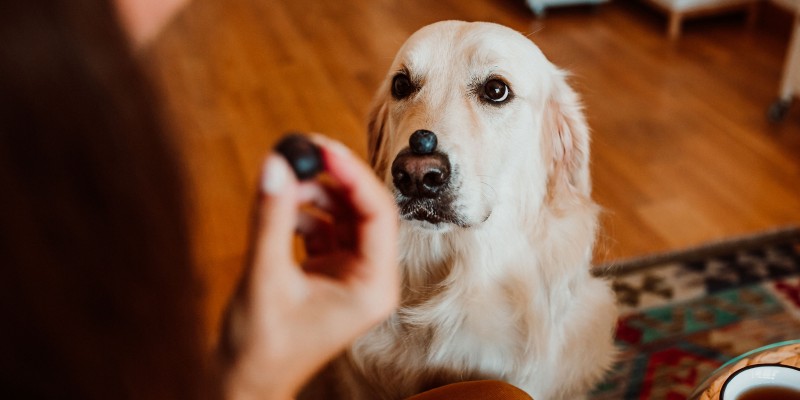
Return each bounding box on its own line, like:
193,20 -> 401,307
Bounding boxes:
668,12 -> 682,40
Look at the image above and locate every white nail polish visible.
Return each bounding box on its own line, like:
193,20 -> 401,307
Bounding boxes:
261,155 -> 289,194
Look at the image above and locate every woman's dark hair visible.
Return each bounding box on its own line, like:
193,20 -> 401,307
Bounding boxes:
0,1 -> 205,398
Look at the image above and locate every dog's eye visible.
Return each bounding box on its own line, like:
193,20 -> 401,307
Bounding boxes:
392,73 -> 415,100
482,79 -> 511,104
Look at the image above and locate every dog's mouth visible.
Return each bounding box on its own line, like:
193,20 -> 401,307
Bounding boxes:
395,195 -> 471,228
399,199 -> 455,224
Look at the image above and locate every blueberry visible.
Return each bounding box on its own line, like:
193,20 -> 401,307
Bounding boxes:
274,133 -> 323,181
409,130 -> 437,155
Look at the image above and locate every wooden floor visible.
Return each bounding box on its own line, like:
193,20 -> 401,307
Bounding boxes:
144,0 -> 800,338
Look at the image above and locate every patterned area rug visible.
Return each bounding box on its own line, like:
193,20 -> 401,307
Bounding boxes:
590,226 -> 800,400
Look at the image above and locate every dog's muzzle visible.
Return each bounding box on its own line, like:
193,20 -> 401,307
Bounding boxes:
391,130 -> 461,225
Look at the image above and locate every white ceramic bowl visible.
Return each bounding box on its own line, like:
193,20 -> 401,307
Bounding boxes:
720,364 -> 800,399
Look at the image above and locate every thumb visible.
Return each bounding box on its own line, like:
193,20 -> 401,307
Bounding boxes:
255,153 -> 299,265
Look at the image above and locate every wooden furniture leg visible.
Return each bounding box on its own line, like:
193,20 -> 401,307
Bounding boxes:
668,11 -> 683,39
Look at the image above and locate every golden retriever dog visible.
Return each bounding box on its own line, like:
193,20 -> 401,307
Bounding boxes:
303,20 -> 618,400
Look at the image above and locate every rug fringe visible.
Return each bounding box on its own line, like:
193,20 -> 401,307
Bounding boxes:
593,225 -> 800,277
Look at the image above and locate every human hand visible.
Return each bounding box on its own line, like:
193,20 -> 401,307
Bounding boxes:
219,136 -> 399,400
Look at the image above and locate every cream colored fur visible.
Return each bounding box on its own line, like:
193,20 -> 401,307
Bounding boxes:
304,21 -> 618,400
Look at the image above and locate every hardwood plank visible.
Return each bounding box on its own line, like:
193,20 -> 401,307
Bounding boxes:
144,0 -> 800,335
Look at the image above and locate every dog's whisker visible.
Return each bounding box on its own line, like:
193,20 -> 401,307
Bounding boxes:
523,25 -> 545,38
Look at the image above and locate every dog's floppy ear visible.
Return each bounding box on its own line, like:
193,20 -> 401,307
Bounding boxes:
543,71 -> 591,199
366,91 -> 391,177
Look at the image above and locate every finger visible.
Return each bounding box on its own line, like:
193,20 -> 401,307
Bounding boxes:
297,180 -> 345,217
298,180 -> 358,252
311,136 -> 398,266
297,210 -> 336,257
302,252 -> 352,279
297,176 -> 369,255
311,135 -> 396,222
255,153 -> 300,266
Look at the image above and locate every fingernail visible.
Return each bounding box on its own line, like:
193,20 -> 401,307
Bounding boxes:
261,154 -> 289,194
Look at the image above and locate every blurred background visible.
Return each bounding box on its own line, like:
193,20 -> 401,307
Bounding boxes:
142,0 -> 800,337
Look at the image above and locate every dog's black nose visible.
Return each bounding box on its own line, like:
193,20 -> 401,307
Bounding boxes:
391,151 -> 450,198
409,130 -> 437,155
